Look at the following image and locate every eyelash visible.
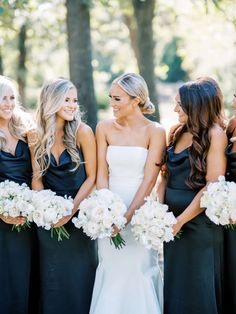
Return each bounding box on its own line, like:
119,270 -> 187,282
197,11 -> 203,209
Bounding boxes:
3,96 -> 15,100
65,99 -> 78,103
108,95 -> 121,102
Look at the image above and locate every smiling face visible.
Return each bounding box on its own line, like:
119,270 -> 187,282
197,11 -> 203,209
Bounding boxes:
109,83 -> 136,118
0,86 -> 16,122
56,87 -> 78,122
174,92 -> 188,124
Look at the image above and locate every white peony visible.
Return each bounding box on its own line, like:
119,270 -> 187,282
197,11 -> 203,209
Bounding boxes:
131,196 -> 177,251
72,188 -> 127,248
31,189 -> 73,240
0,180 -> 35,230
201,176 -> 236,225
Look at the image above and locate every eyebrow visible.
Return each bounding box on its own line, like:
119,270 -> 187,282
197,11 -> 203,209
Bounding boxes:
109,94 -> 120,98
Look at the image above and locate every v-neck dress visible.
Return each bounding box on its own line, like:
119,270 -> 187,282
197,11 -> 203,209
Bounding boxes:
224,143 -> 236,314
37,148 -> 98,314
0,140 -> 35,314
164,146 -> 224,314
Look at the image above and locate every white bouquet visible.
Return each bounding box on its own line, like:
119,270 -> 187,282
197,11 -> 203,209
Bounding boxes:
0,180 -> 34,231
72,188 -> 127,249
131,196 -> 177,251
31,189 -> 74,241
201,176 -> 236,226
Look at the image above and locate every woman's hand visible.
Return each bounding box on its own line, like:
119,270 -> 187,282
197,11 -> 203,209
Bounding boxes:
1,215 -> 26,225
172,217 -> 184,236
53,214 -> 72,228
111,224 -> 121,237
124,211 -> 132,225
160,163 -> 167,177
52,205 -> 77,228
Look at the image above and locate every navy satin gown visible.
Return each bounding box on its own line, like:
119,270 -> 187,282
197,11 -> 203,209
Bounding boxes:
0,140 -> 35,314
38,148 -> 97,314
224,143 -> 236,314
164,146 -> 224,314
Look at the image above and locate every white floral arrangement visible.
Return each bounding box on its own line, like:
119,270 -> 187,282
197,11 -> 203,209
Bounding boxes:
201,176 -> 236,225
131,196 -> 177,251
72,188 -> 127,249
31,189 -> 74,241
0,180 -> 34,231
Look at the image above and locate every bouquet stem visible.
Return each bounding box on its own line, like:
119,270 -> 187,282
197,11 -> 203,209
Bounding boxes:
51,226 -> 70,241
225,224 -> 236,230
12,221 -> 31,232
110,233 -> 126,249
175,230 -> 183,239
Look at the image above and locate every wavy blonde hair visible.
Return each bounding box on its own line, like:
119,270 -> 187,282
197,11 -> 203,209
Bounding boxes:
113,73 -> 155,114
34,78 -> 81,176
0,75 -> 31,150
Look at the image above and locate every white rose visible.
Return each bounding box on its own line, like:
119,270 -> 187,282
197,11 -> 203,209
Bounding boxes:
33,210 -> 45,227
85,221 -> 100,238
8,206 -> 20,218
44,208 -> 59,224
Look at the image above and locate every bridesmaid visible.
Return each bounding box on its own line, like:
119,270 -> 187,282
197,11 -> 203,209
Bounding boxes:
29,78 -> 97,314
224,90 -> 236,314
0,75 -> 34,314
157,77 -> 227,314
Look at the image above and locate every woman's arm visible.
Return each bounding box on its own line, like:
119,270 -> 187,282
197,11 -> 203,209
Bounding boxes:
0,215 -> 26,225
27,129 -> 44,191
172,127 -> 227,235
124,125 -> 166,224
156,172 -> 167,203
96,121 -> 109,189
54,123 -> 96,227
72,123 -> 97,213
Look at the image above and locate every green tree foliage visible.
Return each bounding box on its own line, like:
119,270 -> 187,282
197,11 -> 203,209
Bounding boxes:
161,37 -> 189,83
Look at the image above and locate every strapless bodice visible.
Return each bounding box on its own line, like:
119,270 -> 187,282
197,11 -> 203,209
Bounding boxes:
106,145 -> 148,207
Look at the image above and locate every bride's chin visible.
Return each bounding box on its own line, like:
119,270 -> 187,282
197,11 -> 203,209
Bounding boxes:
113,112 -> 120,118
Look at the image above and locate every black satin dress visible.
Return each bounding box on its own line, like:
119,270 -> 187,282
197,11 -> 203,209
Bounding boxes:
38,148 -> 97,314
164,146 -> 224,314
0,140 -> 35,314
224,143 -> 236,314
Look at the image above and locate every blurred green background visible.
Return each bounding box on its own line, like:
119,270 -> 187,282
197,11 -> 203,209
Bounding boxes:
0,0 -> 235,129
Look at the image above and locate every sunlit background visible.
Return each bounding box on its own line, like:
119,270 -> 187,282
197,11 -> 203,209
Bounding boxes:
0,0 -> 235,130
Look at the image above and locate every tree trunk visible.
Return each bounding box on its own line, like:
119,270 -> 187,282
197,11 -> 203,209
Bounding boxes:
17,23 -> 27,106
66,0 -> 97,130
119,4 -> 140,66
132,0 -> 160,121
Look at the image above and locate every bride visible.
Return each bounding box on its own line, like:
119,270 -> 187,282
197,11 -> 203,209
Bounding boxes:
90,73 -> 165,314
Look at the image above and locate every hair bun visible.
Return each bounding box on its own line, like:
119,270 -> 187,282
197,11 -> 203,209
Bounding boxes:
141,98 -> 155,114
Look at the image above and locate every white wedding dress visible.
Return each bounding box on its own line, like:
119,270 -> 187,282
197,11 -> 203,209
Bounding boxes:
90,146 -> 163,314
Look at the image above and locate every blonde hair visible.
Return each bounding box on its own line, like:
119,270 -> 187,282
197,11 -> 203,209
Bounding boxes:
113,73 -> 155,114
35,78 -> 81,176
0,75 -> 31,150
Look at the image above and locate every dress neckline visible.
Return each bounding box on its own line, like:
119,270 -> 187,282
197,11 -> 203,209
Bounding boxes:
50,147 -> 83,166
50,149 -> 67,166
173,146 -> 191,155
1,140 -> 21,157
108,145 -> 148,151
226,143 -> 236,156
